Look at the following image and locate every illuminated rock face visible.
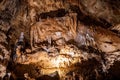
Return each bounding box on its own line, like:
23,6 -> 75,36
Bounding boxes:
76,24 -> 120,53
16,45 -> 81,68
30,13 -> 77,50
15,44 -> 83,78
94,27 -> 120,53
12,11 -> 120,79
14,13 -> 81,78
1,0 -> 120,79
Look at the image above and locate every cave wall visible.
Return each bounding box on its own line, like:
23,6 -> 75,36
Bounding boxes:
0,0 -> 120,79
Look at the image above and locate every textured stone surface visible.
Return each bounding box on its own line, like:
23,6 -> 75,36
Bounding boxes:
0,0 -> 120,80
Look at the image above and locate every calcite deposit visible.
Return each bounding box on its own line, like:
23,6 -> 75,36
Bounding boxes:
0,0 -> 120,80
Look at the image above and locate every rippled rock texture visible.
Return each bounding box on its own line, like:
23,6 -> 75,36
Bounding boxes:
0,0 -> 120,80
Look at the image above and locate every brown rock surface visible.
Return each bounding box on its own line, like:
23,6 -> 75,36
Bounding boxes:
0,0 -> 120,80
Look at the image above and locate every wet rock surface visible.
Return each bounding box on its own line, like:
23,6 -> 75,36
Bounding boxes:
0,0 -> 120,80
